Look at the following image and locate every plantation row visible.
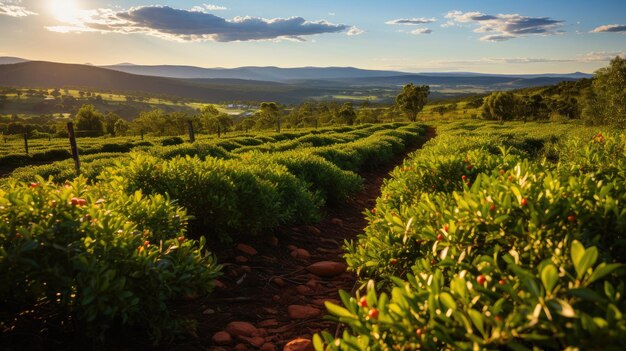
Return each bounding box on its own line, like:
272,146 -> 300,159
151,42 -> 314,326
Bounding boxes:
315,121 -> 626,350
0,122 -> 427,342
5,123 -> 407,181
0,123 -> 385,168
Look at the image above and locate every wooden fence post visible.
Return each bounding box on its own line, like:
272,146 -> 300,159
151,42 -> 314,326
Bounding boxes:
23,133 -> 28,154
67,122 -> 81,175
188,120 -> 195,143
277,116 -> 281,133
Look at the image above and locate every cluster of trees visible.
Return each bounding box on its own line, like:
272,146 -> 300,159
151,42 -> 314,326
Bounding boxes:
481,57 -> 624,125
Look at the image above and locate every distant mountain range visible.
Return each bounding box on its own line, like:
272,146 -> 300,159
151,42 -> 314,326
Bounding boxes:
0,57 -> 593,103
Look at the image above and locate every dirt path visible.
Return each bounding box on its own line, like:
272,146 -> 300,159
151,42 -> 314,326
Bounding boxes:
157,128 -> 435,351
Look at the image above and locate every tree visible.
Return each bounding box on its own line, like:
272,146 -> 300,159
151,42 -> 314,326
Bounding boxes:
103,112 -> 121,136
582,56 -> 626,126
114,119 -> 129,136
396,84 -> 430,121
338,102 -> 357,125
255,102 -> 281,131
75,104 -> 104,136
482,92 -> 518,123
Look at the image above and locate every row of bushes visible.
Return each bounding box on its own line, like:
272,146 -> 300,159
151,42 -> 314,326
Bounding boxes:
317,123 -> 626,350
1,122 -> 426,343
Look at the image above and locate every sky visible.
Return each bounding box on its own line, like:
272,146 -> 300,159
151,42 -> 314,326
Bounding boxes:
0,0 -> 625,73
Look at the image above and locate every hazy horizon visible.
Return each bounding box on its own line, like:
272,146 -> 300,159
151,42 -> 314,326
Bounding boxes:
1,0 -> 625,74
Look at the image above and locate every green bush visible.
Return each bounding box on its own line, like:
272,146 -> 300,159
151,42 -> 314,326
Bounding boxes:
0,177 -> 220,342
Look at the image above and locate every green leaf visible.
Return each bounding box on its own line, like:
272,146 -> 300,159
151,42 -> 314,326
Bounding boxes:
541,264 -> 558,293
325,302 -> 354,319
312,334 -> 324,351
440,292 -> 457,311
587,263 -> 623,285
571,240 -> 585,273
546,298 -> 576,318
576,247 -> 598,280
468,309 -> 485,336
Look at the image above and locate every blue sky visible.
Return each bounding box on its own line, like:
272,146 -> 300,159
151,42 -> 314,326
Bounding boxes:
0,0 -> 624,73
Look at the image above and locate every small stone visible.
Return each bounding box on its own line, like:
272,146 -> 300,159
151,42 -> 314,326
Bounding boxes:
272,295 -> 281,302
283,338 -> 314,351
306,261 -> 347,277
234,343 -> 248,351
212,331 -> 232,345
272,277 -> 286,286
226,321 -> 259,337
291,248 -> 311,260
236,243 -> 258,256
287,245 -> 298,251
240,336 -> 265,348
240,265 -> 252,272
305,225 -> 321,236
235,256 -> 249,263
261,343 -> 276,351
213,279 -> 227,289
270,236 -> 279,246
203,308 -> 215,315
287,305 -> 320,319
305,278 -> 317,289
295,285 -> 312,295
330,218 -> 344,227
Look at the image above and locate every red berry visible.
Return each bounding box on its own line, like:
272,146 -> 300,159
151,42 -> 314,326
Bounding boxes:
508,175 -> 513,181
461,175 -> 467,181
29,182 -> 39,188
70,197 -> 79,205
463,158 -> 469,163
416,328 -> 423,337
443,224 -> 449,232
467,164 -> 474,170
368,308 -> 379,319
489,203 -> 496,211
495,315 -> 503,322
521,198 -> 528,206
567,215 -> 576,222
178,236 -> 186,242
476,275 -> 486,286
431,259 -> 437,265
498,279 -> 506,285
390,258 -> 397,265
437,234 -> 444,241
499,170 -> 505,175
78,198 -> 87,206
359,297 -> 368,308
371,208 -> 377,214
143,240 -> 150,247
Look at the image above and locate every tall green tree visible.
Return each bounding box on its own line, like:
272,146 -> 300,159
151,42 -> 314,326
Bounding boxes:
338,102 -> 357,125
396,84 -> 430,121
75,104 -> 104,136
103,112 -> 121,136
482,92 -> 518,123
582,56 -> 626,126
255,102 -> 281,131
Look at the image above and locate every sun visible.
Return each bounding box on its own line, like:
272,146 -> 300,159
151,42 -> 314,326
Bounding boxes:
49,0 -> 81,23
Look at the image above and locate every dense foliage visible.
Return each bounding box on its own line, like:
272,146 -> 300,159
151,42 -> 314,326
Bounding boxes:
317,121 -> 626,350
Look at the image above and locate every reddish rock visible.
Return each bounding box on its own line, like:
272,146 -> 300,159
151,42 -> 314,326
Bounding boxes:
240,265 -> 252,273
270,236 -> 279,246
226,321 -> 259,337
306,261 -> 347,277
272,277 -> 286,286
261,343 -> 276,351
305,225 -> 322,236
236,243 -> 258,256
305,278 -> 317,289
331,218 -> 344,227
272,295 -> 281,302
295,285 -> 312,295
287,245 -> 298,251
212,331 -> 232,345
258,319 -> 279,328
290,248 -> 311,260
283,338 -> 314,351
240,336 -> 266,348
234,343 -> 248,351
213,279 -> 227,289
235,255 -> 249,263
287,305 -> 320,319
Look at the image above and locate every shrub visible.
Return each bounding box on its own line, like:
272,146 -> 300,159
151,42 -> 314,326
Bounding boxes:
160,136 -> 184,146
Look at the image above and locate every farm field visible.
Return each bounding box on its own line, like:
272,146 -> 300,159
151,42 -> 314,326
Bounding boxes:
2,118 -> 625,350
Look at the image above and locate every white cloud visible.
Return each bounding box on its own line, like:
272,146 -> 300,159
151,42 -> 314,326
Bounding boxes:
0,0 -> 37,17
444,10 -> 564,41
410,28 -> 432,35
386,17 -> 436,25
45,5 -> 351,42
347,26 -> 364,36
591,24 -> 626,33
191,4 -> 228,12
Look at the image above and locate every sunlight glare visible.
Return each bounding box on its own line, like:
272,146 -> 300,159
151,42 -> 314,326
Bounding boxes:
49,0 -> 81,23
